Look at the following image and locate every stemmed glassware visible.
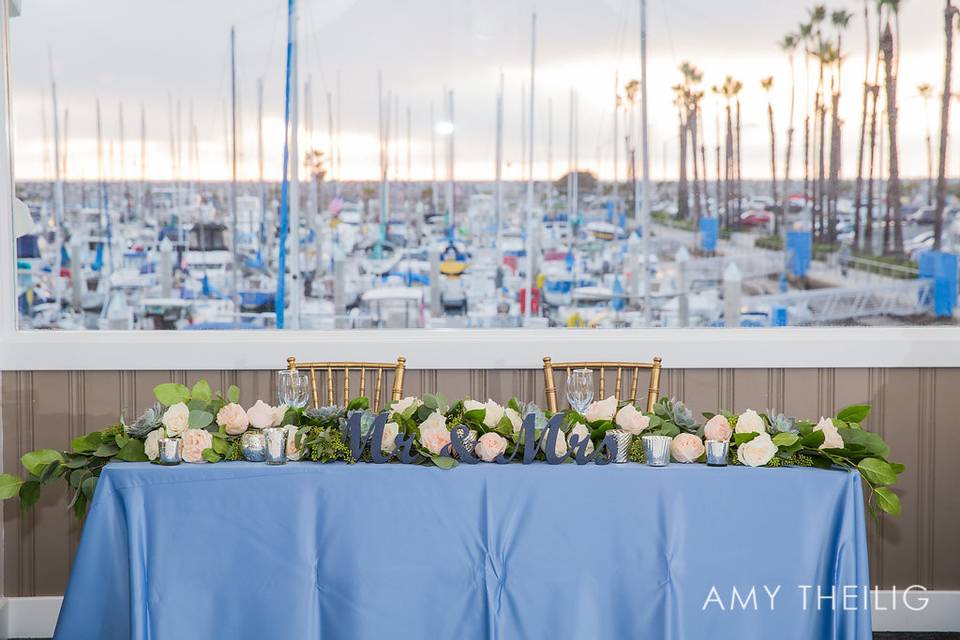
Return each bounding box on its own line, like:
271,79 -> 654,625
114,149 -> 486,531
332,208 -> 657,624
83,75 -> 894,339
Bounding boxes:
565,368 -> 595,414
277,369 -> 310,409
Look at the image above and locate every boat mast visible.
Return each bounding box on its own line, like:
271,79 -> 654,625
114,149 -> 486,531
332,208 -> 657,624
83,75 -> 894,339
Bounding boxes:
377,71 -> 389,256
230,26 -> 240,311
139,103 -> 146,220
639,0 -> 652,325
257,78 -> 266,257
49,49 -> 65,312
335,70 -> 342,196
613,70 -> 619,214
430,101 -> 438,213
446,89 -> 454,234
288,0 -> 302,328
405,105 -> 411,208
327,89 -> 334,209
118,102 -> 126,220
524,12 -> 537,322
495,70 -> 503,255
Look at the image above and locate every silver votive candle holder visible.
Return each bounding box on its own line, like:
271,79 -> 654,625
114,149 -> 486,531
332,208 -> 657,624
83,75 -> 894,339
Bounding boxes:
706,440 -> 729,466
608,429 -> 633,463
158,437 -> 181,465
642,435 -> 672,467
241,432 -> 267,462
263,427 -> 287,465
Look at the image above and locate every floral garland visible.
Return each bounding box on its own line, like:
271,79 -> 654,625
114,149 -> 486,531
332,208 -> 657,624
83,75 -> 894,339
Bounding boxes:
0,380 -> 903,519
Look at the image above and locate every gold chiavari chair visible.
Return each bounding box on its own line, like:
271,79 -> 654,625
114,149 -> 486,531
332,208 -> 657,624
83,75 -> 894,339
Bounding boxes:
285,357 -> 407,411
542,356 -> 663,414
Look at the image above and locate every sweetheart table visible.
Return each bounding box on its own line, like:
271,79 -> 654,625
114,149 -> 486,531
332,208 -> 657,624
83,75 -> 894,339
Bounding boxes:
54,462 -> 871,639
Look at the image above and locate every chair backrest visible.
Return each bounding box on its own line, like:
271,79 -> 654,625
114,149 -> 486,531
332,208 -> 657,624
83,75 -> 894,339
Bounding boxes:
542,356 -> 662,414
285,356 -> 407,411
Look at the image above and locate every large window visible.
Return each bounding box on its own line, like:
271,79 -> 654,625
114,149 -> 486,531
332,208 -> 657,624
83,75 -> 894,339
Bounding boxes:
6,0 -> 955,333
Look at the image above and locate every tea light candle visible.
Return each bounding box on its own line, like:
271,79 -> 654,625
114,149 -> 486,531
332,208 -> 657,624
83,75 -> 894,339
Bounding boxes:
263,427 -> 287,465
642,435 -> 672,467
608,429 -> 633,463
241,432 -> 267,462
158,437 -> 181,465
706,440 -> 730,466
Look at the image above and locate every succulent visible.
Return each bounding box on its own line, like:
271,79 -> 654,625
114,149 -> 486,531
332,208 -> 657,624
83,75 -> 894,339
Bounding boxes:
346,409 -> 377,439
766,411 -> 798,435
304,405 -> 344,423
661,398 -> 698,433
124,402 -> 163,438
521,402 -> 548,430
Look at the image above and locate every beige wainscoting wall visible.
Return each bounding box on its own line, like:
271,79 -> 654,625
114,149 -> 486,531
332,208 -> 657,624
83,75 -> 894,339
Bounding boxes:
1,367 -> 959,596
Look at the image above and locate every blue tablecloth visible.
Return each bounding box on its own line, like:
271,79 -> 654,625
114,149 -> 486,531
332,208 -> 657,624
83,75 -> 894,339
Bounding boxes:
55,462 -> 871,640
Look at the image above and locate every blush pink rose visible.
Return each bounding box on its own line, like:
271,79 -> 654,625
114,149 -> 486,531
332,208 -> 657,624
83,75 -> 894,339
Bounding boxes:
584,396 -> 618,422
474,432 -> 508,462
703,414 -> 733,442
419,412 -> 451,455
216,403 -> 250,435
615,404 -> 650,434
180,428 -> 213,464
671,433 -> 705,463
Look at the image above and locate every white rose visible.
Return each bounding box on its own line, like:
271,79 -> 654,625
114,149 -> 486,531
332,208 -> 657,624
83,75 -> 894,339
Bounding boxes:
463,399 -> 484,414
568,423 -> 595,455
584,396 -> 618,422
144,429 -> 163,461
540,427 -> 568,457
161,402 -> 190,437
247,400 -> 278,430
737,432 -> 778,467
391,396 -> 421,414
815,417 -> 844,450
271,404 -> 288,428
503,408 -> 522,433
482,400 -> 505,428
284,424 -> 304,461
381,421 -> 400,453
735,409 -> 766,435
615,404 -> 650,434
474,432 -> 508,462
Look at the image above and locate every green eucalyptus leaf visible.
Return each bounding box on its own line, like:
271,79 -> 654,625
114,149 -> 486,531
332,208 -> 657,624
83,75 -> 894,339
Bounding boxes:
463,408 -> 486,424
19,481 -> 41,511
115,433 -> 130,450
80,476 -> 98,501
430,455 -> 457,470
72,491 -> 88,519
227,385 -> 241,404
62,454 -> 91,469
800,430 -> 826,449
858,458 -> 898,486
837,404 -> 871,424
116,439 -> 149,462
92,442 -> 121,458
191,380 -> 212,402
874,486 -> 901,516
212,436 -> 230,455
188,410 -> 214,429
21,449 -> 64,477
889,462 -> 906,475
733,432 -> 759,445
38,460 -> 63,484
0,474 -> 24,500
71,432 -> 102,453
201,448 -> 222,463
154,383 -> 191,406
772,433 -> 799,448
347,396 -> 370,411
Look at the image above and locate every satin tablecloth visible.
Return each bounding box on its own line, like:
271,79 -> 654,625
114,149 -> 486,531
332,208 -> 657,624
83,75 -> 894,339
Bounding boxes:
54,462 -> 871,640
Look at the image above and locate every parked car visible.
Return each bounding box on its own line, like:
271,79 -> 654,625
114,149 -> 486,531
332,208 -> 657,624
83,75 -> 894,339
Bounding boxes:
739,209 -> 772,228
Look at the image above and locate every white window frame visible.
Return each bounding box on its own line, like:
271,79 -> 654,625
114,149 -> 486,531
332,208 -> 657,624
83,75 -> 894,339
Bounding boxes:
1,5 -> 958,371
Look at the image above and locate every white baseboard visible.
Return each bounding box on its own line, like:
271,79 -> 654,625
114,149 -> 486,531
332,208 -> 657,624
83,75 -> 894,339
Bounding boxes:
1,596 -> 60,639
0,591 -> 957,637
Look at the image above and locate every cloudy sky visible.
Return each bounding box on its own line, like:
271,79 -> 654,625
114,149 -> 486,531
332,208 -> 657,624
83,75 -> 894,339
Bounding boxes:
8,0 -> 945,182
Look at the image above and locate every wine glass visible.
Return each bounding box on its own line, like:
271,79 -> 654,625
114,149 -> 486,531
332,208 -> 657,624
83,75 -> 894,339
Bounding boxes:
565,368 -> 594,414
277,370 -> 310,409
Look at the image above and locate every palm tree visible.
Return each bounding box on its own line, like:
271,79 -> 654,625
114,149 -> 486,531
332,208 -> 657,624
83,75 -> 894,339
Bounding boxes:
779,33 -> 800,235
879,19 -> 903,254
827,10 -> 853,245
672,83 -> 690,220
935,1 -> 959,249
865,83 -> 881,252
799,21 -> 815,219
853,0 -> 873,249
808,6 -> 828,237
713,76 -> 742,229
761,76 -> 779,220
918,83 -> 935,207
624,79 -> 640,214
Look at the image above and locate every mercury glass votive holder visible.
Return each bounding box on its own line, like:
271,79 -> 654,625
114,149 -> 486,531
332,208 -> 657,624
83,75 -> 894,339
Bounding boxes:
241,432 -> 267,462
706,440 -> 730,466
608,429 -> 633,463
157,437 -> 181,466
263,427 -> 288,465
642,435 -> 672,467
